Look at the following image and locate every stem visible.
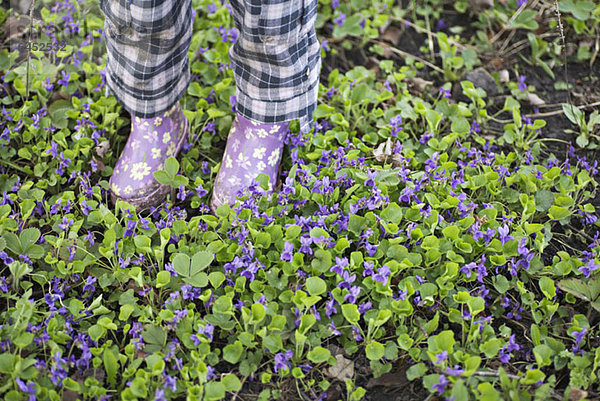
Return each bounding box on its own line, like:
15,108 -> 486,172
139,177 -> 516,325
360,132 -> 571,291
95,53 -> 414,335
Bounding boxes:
0,159 -> 33,176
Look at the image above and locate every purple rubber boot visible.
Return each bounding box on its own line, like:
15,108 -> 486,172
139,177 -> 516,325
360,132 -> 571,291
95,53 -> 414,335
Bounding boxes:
109,101 -> 188,210
210,114 -> 288,212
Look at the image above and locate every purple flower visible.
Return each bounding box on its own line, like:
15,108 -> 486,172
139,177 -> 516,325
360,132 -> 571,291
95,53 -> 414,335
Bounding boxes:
517,0 -> 527,6
84,230 -> 95,246
344,285 -> 361,304
330,256 -> 349,275
579,259 -> 599,278
389,115 -> 403,137
352,325 -> 363,341
333,12 -> 346,26
439,87 -> 451,98
58,216 -> 73,231
44,77 -> 54,91
330,321 -> 341,336
436,19 -> 447,31
497,224 -> 514,244
518,75 -> 527,92
80,198 -> 91,216
432,375 -> 449,395
15,378 -> 37,401
372,265 -> 390,285
124,220 -> 137,237
298,235 -> 313,255
281,241 -> 294,262
273,349 -> 294,373
571,328 -> 586,355
359,168 -> 377,188
83,276 -> 97,293
499,334 -> 520,363
154,389 -> 167,401
358,301 -> 372,314
445,365 -> 465,376
435,350 -> 448,364
57,70 -> 70,87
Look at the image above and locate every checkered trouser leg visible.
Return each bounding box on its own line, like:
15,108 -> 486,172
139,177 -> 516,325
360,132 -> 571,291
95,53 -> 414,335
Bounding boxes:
229,0 -> 322,134
100,0 -> 193,119
101,0 -> 321,134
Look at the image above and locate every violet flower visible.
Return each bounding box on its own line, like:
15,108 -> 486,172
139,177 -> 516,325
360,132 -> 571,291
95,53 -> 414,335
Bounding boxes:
432,375 -> 448,395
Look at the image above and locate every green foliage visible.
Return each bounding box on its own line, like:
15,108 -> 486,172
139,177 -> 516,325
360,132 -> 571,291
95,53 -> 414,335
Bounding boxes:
1,0 -> 600,399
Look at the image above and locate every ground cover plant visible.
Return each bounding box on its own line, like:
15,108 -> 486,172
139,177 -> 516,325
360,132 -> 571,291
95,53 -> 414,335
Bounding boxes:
1,0 -> 600,399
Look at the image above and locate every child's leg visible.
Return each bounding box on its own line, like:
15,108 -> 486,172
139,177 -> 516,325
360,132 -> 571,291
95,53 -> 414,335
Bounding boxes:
102,0 -> 193,209
228,0 -> 322,135
100,0 -> 193,118
210,0 -> 321,210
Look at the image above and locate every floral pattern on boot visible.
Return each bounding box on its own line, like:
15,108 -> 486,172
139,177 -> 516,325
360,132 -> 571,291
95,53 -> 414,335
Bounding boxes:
211,114 -> 289,211
109,101 -> 188,210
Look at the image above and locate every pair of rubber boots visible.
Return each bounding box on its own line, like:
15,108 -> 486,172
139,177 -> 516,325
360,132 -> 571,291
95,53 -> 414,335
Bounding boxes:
108,101 -> 288,211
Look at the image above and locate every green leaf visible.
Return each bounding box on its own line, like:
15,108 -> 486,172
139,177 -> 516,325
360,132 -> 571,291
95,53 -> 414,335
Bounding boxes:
406,363 -> 428,380
480,338 -> 502,358
173,253 -> 191,277
365,341 -> 385,361
548,205 -> 571,220
153,170 -> 172,185
204,382 -> 225,401
557,279 -> 593,302
142,325 -> 167,349
19,228 -> 40,252
0,353 -> 15,373
342,304 -> 360,325
262,334 -> 283,353
510,9 -> 539,30
48,99 -> 73,129
533,344 -> 553,367
164,156 -> 179,177
222,374 -> 242,392
103,348 -> 119,387
192,251 -> 214,272
539,276 -> 556,299
305,277 -> 326,296
209,271 -> 226,288
156,271 -> 171,288
451,118 -> 470,135
307,346 -> 331,364
442,225 -> 459,241
223,341 -> 244,364
381,202 -> 403,223
534,190 -> 554,212
467,296 -> 485,317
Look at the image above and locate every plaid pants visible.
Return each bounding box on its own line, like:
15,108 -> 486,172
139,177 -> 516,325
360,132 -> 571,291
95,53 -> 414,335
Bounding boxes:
100,0 -> 321,134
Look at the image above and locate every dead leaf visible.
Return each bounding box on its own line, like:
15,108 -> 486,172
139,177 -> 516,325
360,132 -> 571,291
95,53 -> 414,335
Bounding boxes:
91,155 -> 106,172
325,384 -> 342,401
326,354 -> 354,382
381,26 -> 402,45
405,77 -> 434,93
526,93 -> 545,106
569,387 -> 588,401
373,137 -> 393,162
326,344 -> 344,357
4,15 -> 30,42
366,371 -> 410,389
61,389 -> 79,401
95,140 -> 110,158
469,0 -> 494,10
